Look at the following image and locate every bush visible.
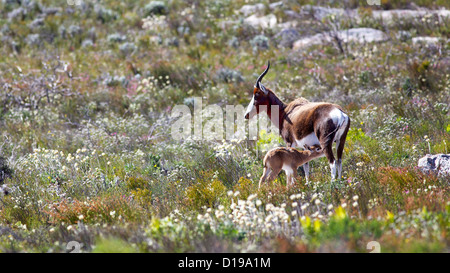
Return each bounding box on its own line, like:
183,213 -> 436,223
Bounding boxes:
184,173 -> 228,211
144,1 -> 168,16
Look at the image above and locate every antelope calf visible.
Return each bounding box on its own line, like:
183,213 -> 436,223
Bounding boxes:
259,144 -> 324,188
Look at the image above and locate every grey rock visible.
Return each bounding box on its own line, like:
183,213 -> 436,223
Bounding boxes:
244,14 -> 277,29
412,36 -> 442,46
372,9 -> 450,24
275,28 -> 301,48
293,28 -> 388,50
269,1 -> 283,10
302,5 -> 357,20
239,3 -> 265,16
418,154 -> 450,177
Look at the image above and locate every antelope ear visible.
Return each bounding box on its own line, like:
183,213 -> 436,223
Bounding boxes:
259,83 -> 268,95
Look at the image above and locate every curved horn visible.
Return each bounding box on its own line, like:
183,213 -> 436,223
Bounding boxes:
255,61 -> 270,91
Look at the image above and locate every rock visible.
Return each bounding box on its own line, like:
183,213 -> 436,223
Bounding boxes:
293,28 -> 388,50
269,1 -> 283,10
292,33 -> 326,50
239,3 -> 265,16
372,9 -> 450,24
412,36 -> 442,46
300,5 -> 450,25
239,1 -> 284,16
418,154 -> 450,177
275,28 -> 301,48
284,10 -> 300,19
276,20 -> 298,29
301,5 -> 357,20
244,14 -> 277,29
339,28 -> 388,43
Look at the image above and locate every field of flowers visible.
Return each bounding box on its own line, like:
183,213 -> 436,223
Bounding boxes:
0,0 -> 449,253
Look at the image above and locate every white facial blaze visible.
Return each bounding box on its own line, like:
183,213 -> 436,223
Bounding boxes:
245,95 -> 257,118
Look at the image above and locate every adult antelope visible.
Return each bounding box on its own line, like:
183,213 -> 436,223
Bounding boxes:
245,61 -> 350,181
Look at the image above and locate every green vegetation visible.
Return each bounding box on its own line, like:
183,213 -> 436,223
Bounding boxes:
0,0 -> 449,253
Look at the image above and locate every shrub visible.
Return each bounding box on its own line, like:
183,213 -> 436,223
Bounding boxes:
0,157 -> 13,184
144,1 -> 168,16
250,35 -> 270,51
184,174 -> 228,211
215,67 -> 244,83
44,194 -> 145,225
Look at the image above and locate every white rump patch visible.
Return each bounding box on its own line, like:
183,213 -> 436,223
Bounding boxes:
329,108 -> 349,142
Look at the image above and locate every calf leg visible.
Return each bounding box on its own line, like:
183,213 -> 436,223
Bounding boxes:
284,167 -> 296,187
259,167 -> 270,188
260,167 -> 281,188
290,167 -> 298,187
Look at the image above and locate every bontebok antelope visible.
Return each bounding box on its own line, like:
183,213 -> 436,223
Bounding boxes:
259,144 -> 324,188
245,61 -> 350,181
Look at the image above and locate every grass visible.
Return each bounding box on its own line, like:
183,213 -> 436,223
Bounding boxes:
0,0 -> 449,253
